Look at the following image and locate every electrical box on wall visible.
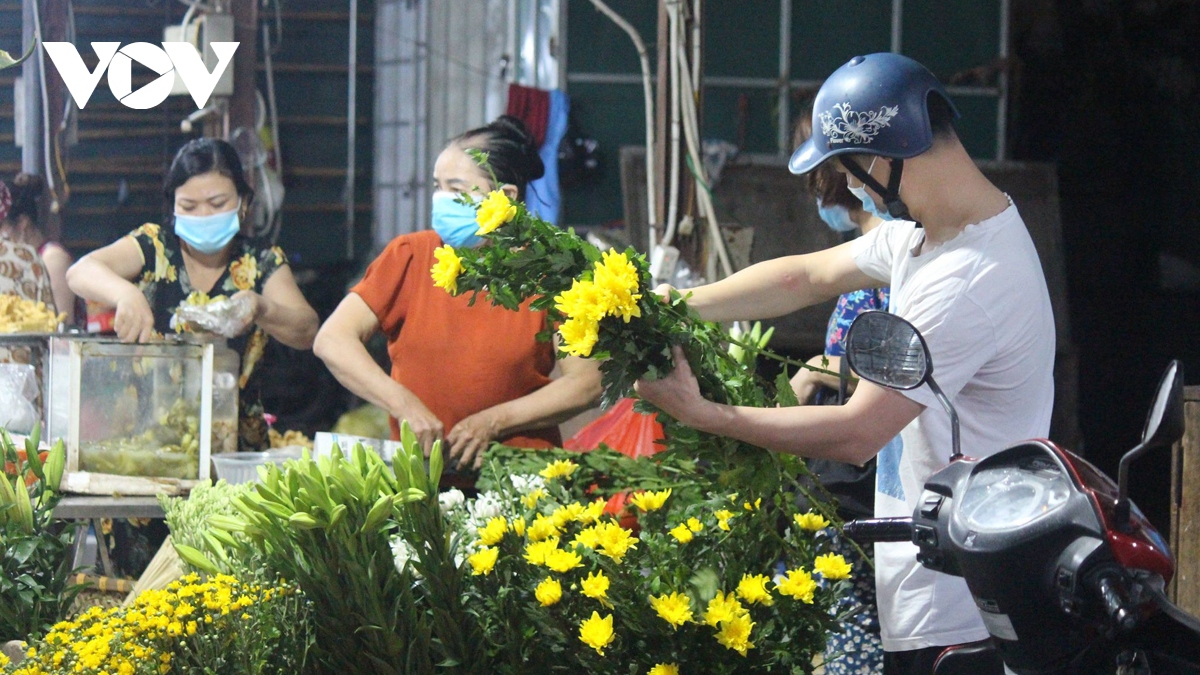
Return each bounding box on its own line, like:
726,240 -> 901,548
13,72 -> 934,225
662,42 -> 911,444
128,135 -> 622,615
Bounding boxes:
164,13 -> 235,98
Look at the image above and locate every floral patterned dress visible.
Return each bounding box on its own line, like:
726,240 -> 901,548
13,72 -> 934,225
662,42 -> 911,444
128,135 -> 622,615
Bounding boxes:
818,287 -> 889,675
130,222 -> 287,451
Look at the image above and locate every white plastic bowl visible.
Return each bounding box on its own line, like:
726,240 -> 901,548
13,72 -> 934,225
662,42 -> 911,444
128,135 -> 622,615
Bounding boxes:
210,447 -> 305,484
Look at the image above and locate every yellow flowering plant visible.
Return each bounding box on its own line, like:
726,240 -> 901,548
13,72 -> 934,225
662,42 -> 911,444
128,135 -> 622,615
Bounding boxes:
0,574 -> 311,675
458,455 -> 856,674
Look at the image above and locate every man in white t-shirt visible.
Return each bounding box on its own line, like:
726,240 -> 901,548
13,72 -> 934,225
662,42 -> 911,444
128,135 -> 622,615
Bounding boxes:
636,53 -> 1055,675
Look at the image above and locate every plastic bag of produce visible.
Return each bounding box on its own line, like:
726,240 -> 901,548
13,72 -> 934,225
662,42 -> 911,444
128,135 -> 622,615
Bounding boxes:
0,363 -> 39,434
174,295 -> 255,338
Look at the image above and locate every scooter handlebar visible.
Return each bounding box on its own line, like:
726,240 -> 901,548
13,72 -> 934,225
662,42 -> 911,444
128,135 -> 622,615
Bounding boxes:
843,517 -> 914,543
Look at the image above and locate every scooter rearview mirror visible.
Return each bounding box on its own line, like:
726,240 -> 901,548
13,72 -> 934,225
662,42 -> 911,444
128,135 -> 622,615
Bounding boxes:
843,311 -> 930,391
1115,360 -> 1185,527
845,311 -> 964,461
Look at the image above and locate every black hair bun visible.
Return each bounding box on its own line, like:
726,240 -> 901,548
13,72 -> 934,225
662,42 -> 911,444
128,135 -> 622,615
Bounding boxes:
489,115 -> 546,183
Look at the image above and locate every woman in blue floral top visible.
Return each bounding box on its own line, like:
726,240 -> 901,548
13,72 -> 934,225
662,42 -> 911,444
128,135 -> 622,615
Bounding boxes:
787,98 -> 889,675
68,138 -> 319,451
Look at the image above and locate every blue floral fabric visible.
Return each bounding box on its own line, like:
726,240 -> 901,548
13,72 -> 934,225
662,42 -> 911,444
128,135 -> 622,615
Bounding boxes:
820,286 -> 889,674
825,287 -> 890,357
823,531 -> 885,674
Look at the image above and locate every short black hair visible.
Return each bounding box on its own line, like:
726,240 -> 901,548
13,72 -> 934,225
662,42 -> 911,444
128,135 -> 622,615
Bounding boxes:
163,138 -> 255,207
927,92 -> 958,140
451,115 -> 545,200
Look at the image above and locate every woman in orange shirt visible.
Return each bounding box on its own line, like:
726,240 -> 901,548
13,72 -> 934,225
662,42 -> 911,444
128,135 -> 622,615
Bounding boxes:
314,116 -> 601,476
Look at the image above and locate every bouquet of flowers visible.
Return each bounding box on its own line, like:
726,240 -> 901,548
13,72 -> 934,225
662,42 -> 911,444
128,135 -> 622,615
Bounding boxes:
431,155 -> 842,501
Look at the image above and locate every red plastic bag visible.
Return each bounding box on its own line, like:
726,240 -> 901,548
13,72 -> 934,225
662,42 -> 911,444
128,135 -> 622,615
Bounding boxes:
563,398 -> 665,458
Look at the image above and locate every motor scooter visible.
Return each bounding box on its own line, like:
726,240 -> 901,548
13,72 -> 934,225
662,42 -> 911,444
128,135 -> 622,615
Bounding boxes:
840,310 -> 1200,675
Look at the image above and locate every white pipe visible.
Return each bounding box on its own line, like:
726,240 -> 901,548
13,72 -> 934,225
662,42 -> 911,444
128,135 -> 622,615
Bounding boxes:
345,0 -> 358,259
890,0 -> 902,53
674,16 -> 733,278
777,0 -> 791,154
585,0 -> 657,229
664,1 -> 682,247
691,0 -> 700,96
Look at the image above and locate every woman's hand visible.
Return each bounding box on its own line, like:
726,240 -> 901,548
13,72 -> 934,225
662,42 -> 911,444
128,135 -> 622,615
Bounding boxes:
446,410 -> 501,471
634,345 -> 712,427
390,390 -> 444,458
114,287 -> 155,343
229,290 -> 265,336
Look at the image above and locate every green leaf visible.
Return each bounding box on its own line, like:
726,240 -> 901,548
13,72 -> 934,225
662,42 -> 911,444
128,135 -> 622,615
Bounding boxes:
0,39 -> 35,71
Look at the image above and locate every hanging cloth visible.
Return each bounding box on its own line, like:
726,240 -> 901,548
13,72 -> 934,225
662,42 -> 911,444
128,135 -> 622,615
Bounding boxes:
526,90 -> 569,225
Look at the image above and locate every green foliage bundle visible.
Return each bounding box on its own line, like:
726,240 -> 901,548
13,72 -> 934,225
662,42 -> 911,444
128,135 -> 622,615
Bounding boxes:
181,424 -> 485,675
0,426 -> 78,642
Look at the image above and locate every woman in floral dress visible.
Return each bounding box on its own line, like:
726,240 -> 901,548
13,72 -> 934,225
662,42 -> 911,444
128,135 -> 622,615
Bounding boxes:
66,138 -> 318,578
68,138 -> 319,452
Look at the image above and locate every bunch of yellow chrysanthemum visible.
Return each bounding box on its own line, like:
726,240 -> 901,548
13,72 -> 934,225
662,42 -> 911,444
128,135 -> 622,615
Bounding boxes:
554,250 -> 645,357
3,575 -> 306,675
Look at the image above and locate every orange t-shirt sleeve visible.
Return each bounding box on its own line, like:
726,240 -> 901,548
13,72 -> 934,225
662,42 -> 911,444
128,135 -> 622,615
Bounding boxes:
350,237 -> 417,338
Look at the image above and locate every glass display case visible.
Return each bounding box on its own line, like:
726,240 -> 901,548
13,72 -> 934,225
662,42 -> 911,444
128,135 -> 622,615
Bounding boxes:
47,336 -> 238,495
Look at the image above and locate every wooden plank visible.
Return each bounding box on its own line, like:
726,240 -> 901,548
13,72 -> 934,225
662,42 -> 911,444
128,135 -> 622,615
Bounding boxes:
1172,386 -> 1200,613
53,495 -> 166,520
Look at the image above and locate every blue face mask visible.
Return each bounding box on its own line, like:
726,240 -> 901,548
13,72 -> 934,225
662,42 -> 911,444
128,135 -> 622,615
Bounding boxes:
431,191 -> 483,248
816,199 -> 859,233
846,157 -> 898,221
174,201 -> 241,254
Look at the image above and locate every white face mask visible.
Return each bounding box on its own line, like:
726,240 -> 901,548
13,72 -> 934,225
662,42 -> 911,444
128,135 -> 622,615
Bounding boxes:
846,157 -> 898,221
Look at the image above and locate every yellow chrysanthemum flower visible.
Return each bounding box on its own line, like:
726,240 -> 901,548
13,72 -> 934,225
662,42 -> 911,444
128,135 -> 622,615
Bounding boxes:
475,190 -> 517,234
649,592 -> 693,629
468,546 -> 499,576
669,524 -> 694,543
581,570 -> 610,603
545,548 -> 584,573
703,591 -> 748,627
551,502 -> 586,529
578,612 -> 615,655
648,665 -> 680,675
595,521 -> 639,563
591,250 -> 643,322
477,516 -> 509,546
554,278 -> 607,323
511,517 -> 527,537
524,537 -> 560,566
743,498 -> 762,511
579,498 -> 607,525
814,553 -> 852,580
686,517 -> 704,532
573,526 -> 601,550
736,574 -> 774,607
558,316 -> 600,357
776,568 -> 817,603
715,613 -> 755,657
629,488 -> 672,512
793,511 -> 831,532
539,459 -> 579,481
430,245 -> 464,295
535,577 -> 563,606
528,514 -> 561,542
521,488 -> 547,509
